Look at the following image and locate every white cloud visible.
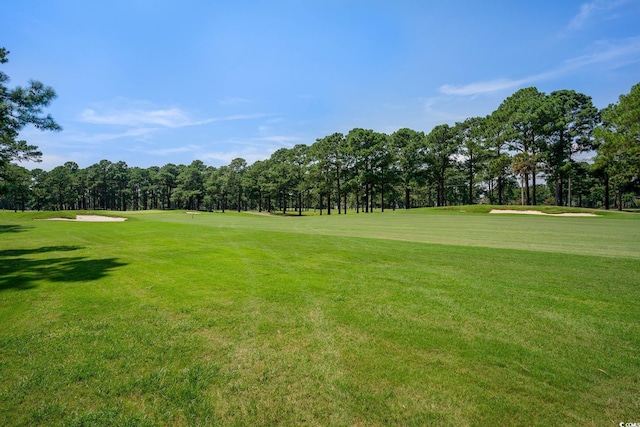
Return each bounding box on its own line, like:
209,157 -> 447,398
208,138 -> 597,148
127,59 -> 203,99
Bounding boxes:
136,145 -> 201,156
80,107 -> 197,128
567,0 -> 631,31
440,36 -> 640,96
126,133 -> 299,165
210,114 -> 270,123
200,134 -> 308,164
567,1 -> 599,30
78,98 -> 269,130
201,149 -> 273,165
256,135 -> 304,145
218,97 -> 251,105
73,100 -> 273,147
440,78 -> 534,96
18,153 -> 71,171
79,108 -> 268,128
80,127 -> 160,143
562,36 -> 640,69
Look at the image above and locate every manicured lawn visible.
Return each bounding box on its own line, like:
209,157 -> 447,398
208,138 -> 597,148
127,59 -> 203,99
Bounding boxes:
1,208 -> 638,425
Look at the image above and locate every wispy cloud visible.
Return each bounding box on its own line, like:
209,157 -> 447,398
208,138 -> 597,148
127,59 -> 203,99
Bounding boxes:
80,108 -> 199,128
255,135 -> 305,145
202,135 -> 307,164
567,0 -> 630,31
79,107 -> 268,128
210,114 -> 270,123
218,97 -> 251,106
568,1 -> 600,30
563,36 -> 640,69
74,99 -> 273,146
19,153 -> 74,171
81,127 -> 160,142
126,132 -> 304,165
439,78 -> 534,97
201,148 -> 275,165
139,144 -> 202,156
440,36 -> 640,96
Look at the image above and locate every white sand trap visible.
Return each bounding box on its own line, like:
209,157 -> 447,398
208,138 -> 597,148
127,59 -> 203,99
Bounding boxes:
76,215 -> 126,222
41,215 -> 127,222
489,209 -> 596,217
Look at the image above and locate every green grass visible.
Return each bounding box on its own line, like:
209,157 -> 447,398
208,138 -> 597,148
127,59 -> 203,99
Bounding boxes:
1,208 -> 639,426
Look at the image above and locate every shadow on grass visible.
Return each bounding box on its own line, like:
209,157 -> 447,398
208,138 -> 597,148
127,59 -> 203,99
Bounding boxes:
0,245 -> 85,257
0,224 -> 31,234
0,245 -> 127,291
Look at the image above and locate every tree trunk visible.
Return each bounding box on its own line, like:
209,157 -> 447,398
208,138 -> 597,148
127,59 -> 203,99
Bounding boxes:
370,182 -> 374,212
282,191 -> 286,215
555,177 -> 563,206
381,168 -> 385,212
344,192 -> 347,214
617,188 -> 623,211
468,153 -> 474,204
364,187 -> 368,213
532,169 -> 537,205
438,178 -> 445,207
336,168 -> 341,214
604,175 -> 610,210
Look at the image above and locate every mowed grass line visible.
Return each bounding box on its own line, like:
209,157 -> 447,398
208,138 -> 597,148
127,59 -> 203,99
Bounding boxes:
131,208 -> 640,259
0,211 -> 638,425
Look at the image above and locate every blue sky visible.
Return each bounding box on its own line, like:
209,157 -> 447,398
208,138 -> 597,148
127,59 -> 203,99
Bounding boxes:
3,0 -> 640,170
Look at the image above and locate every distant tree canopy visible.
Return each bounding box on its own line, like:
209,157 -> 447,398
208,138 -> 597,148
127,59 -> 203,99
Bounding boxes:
1,48 -> 638,212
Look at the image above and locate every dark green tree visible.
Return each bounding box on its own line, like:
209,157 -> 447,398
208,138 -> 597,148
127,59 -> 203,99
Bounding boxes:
175,160 -> 207,210
456,117 -> 489,204
159,163 -> 180,209
594,82 -> 640,210
1,163 -> 30,211
30,168 -> 48,210
46,165 -> 75,210
543,90 -> 599,206
390,128 -> 428,209
226,158 -> 247,212
426,124 -> 457,207
312,133 -> 346,214
494,87 -> 547,205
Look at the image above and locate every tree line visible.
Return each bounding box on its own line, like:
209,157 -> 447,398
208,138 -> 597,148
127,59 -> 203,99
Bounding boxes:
1,48 -> 638,213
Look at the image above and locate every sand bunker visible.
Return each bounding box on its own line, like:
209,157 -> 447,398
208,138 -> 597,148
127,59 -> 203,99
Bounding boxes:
489,209 -> 596,217
42,215 -> 127,222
